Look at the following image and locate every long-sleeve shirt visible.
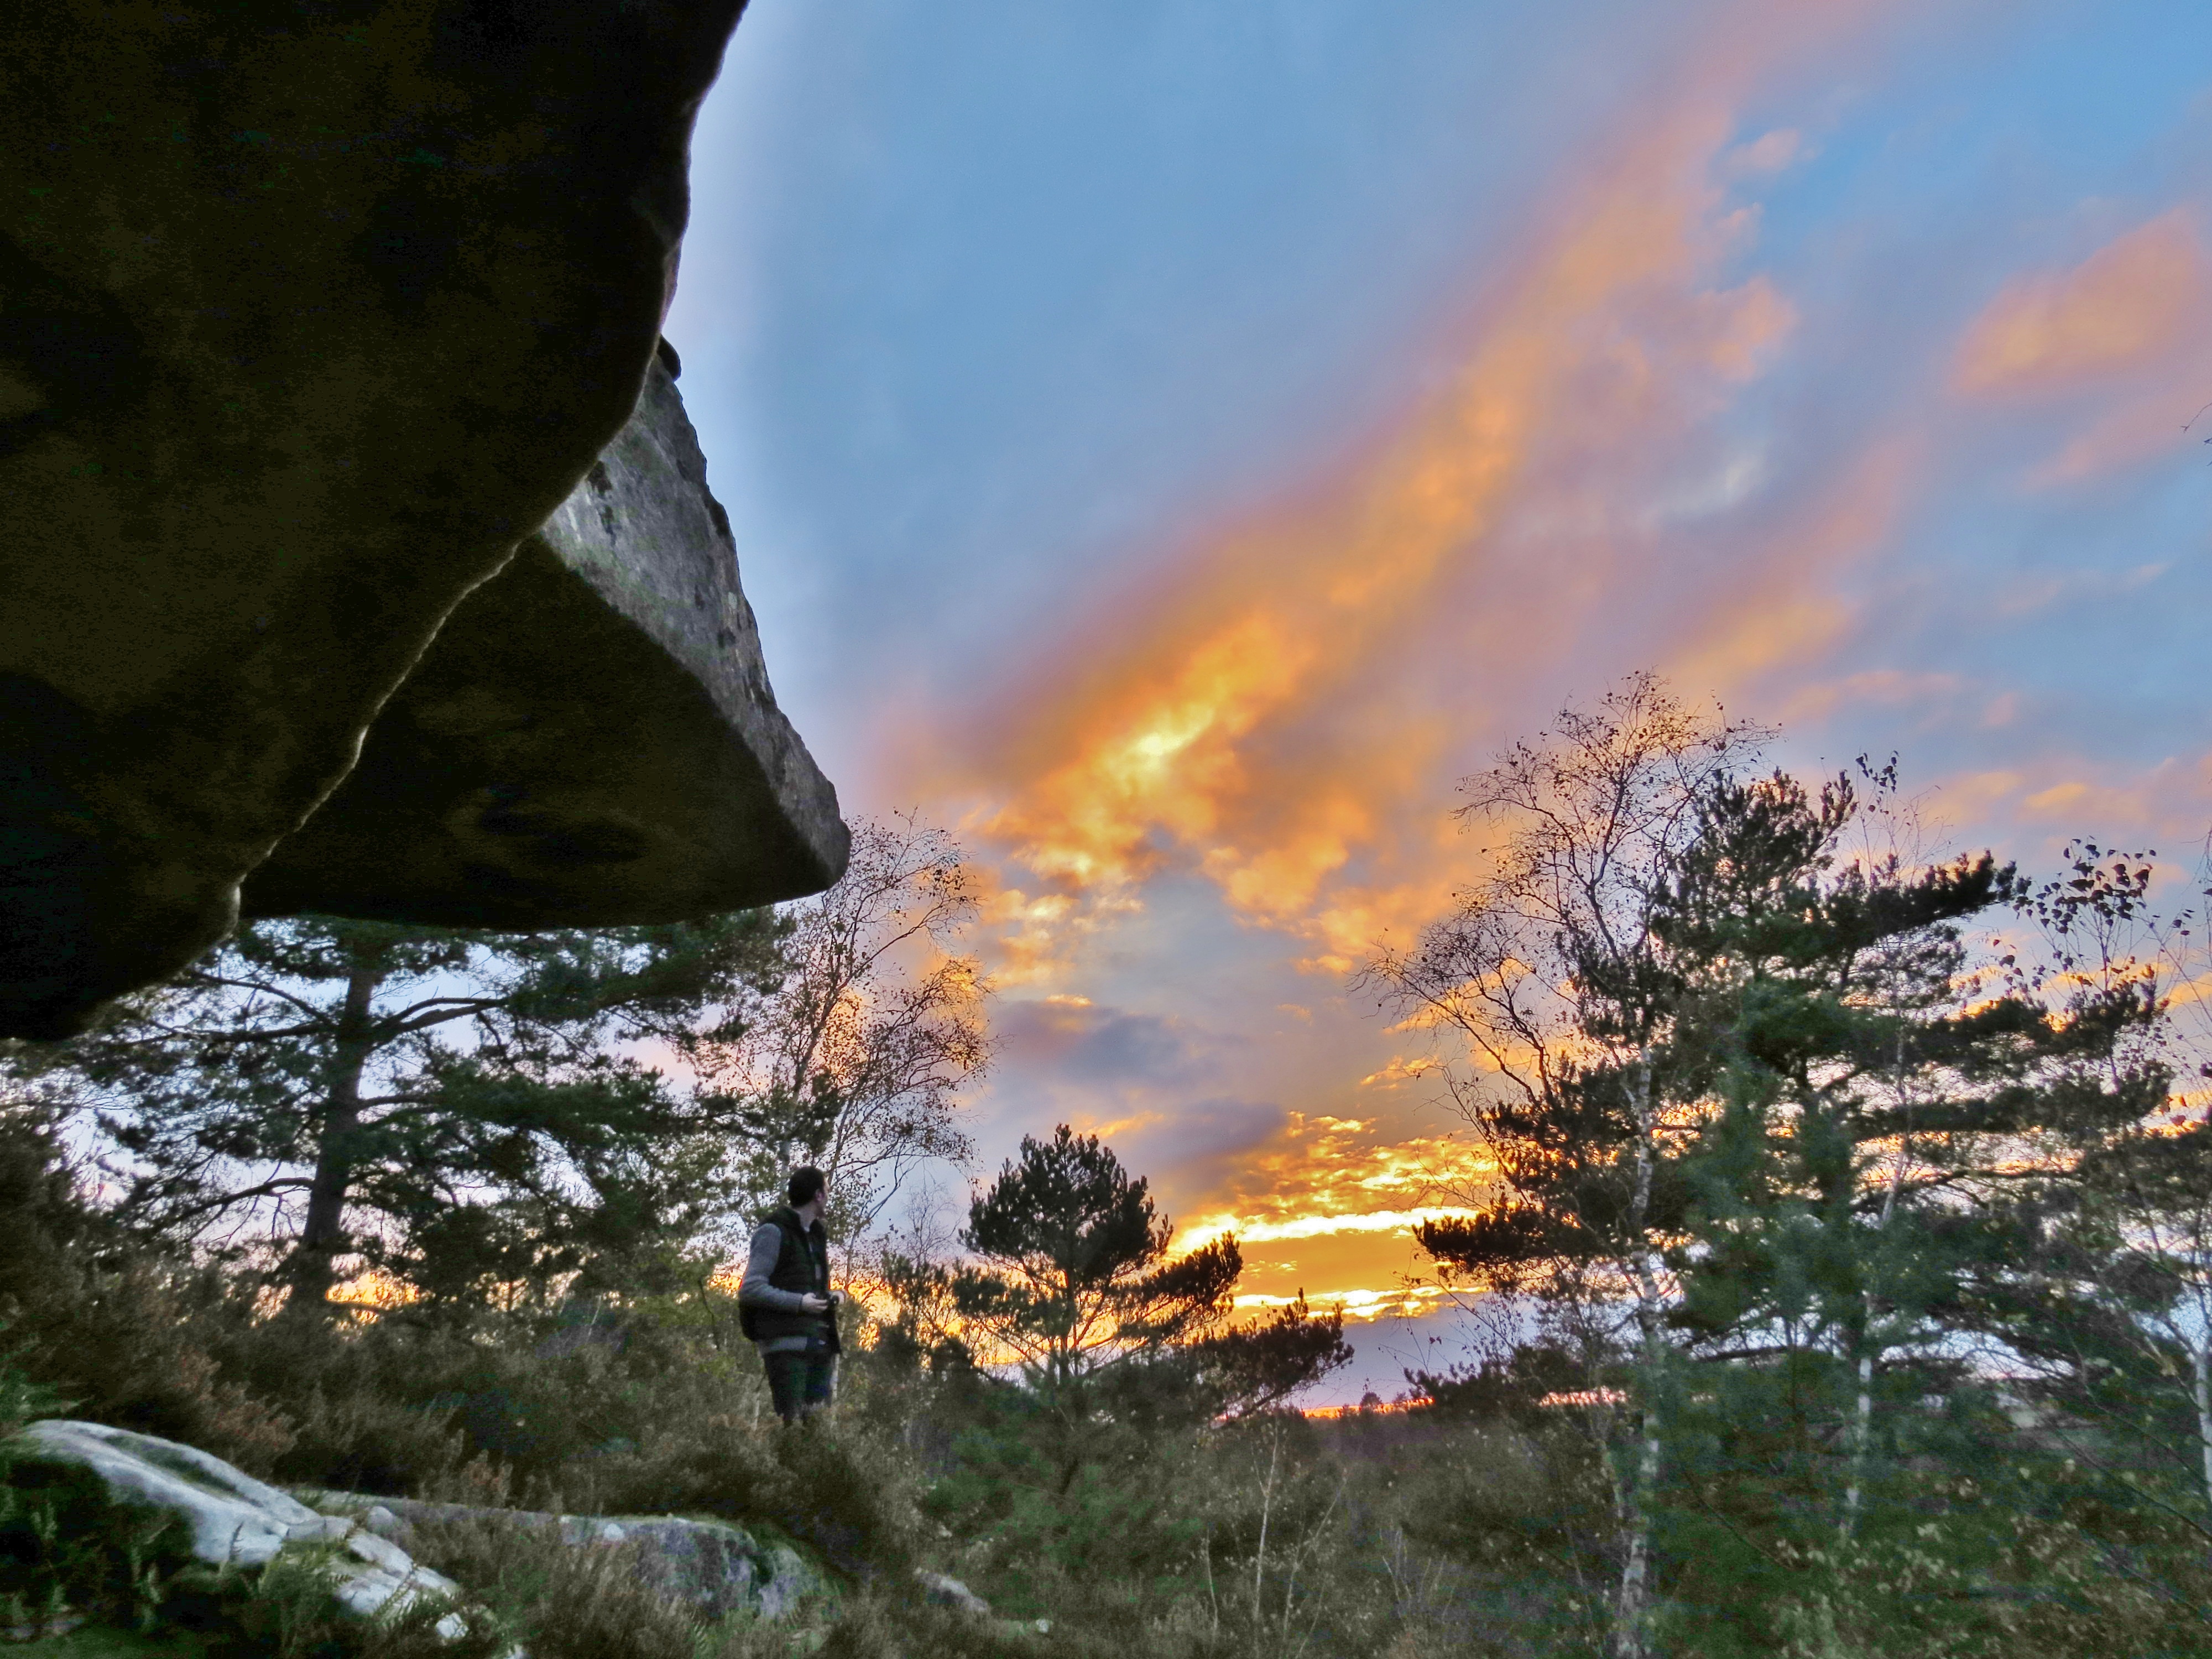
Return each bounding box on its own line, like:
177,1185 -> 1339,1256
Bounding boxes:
740,1221 -> 826,1355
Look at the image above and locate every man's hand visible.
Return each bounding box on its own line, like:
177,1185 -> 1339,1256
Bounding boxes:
801,1293 -> 832,1314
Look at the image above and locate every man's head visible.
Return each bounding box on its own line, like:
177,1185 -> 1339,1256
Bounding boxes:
787,1166 -> 827,1214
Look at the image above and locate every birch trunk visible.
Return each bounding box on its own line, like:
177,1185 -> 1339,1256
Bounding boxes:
1613,1053 -> 1661,1659
2192,1339 -> 2212,1527
1843,1033 -> 1912,1540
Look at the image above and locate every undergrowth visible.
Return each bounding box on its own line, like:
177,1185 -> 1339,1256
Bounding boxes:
2,1109 -> 2204,1657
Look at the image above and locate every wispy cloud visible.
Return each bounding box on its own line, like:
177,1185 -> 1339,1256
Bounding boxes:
954,8 -> 1905,985
1954,212 -> 2206,397
1951,209 -> 2212,486
836,0 -> 2212,1383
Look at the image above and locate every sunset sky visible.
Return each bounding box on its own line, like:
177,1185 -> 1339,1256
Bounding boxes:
663,0 -> 2212,1400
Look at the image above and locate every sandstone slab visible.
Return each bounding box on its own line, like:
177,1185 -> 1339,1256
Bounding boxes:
308,1491 -> 826,1622
10,1422 -> 468,1637
241,347 -> 846,928
0,0 -> 838,1039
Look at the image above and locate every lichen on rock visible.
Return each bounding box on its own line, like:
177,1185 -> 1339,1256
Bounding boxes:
8,1422 -> 474,1640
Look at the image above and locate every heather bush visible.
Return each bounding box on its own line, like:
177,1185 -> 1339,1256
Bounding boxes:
0,1110 -> 293,1472
403,1518 -> 712,1659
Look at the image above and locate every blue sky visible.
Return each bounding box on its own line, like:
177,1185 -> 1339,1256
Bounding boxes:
665,0 -> 2212,1400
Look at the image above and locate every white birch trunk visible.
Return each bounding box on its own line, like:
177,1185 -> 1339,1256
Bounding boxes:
1843,1034 -> 1912,1540
1613,1054 -> 1661,1659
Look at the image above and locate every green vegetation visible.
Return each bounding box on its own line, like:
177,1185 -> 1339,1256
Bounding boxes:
2,715 -> 2210,1657
20,910 -> 785,1310
1370,678 -> 2212,1656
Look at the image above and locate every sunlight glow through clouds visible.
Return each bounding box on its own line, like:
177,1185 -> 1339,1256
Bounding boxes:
705,0 -> 2212,1395
1178,1208 -> 1483,1251
1152,1114 -> 1498,1321
1233,1285 -> 1454,1324
969,74 -> 1821,979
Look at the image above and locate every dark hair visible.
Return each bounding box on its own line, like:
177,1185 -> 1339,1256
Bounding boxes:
787,1166 -> 826,1207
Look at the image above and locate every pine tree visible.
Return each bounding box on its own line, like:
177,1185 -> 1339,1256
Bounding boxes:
1366,672 -> 1766,1659
950,1124 -> 1245,1400
1952,846 -> 2212,1543
1646,778 -> 2166,1642
1378,700 -> 2177,1649
7,911 -> 783,1312
888,1124 -> 1346,1529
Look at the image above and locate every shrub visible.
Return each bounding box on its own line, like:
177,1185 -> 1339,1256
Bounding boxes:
404,1516 -> 713,1659
0,1112 -> 293,1472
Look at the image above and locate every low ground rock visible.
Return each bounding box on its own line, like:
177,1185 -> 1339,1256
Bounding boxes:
8,1421 -> 472,1639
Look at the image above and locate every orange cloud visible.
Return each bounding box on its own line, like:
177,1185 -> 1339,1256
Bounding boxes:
1954,212 -> 2208,397
1167,1113 -> 1494,1247
965,79 -> 1824,978
908,3 -> 1947,1001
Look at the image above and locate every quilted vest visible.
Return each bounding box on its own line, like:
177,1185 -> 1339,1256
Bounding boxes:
747,1206 -> 836,1348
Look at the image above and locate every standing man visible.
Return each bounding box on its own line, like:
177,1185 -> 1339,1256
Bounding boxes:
738,1166 -> 840,1423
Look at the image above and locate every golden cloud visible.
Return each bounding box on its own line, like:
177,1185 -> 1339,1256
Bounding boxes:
1164,1112 -> 1495,1254
964,103 -> 1814,980
1954,212 -> 2208,397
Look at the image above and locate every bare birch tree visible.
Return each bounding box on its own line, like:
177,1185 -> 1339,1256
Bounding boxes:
693,812 -> 992,1245
1364,671 -> 1767,1659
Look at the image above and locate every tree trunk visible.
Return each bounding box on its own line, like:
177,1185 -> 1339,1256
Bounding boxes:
1614,1052 -> 1661,1659
290,959 -> 380,1311
1844,1037 -> 1913,1541
2193,1339 -> 2212,1527
1841,1350 -> 1875,1539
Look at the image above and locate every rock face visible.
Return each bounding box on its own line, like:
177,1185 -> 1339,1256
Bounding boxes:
12,1423 -> 471,1637
0,1 -> 844,1040
241,346 -> 848,930
313,1491 -> 825,1623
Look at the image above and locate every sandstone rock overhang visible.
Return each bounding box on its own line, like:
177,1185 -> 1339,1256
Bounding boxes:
0,2 -> 847,1038
242,345 -> 848,928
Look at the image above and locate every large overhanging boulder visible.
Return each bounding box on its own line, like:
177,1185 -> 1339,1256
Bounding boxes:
0,2 -> 846,1039
242,345 -> 847,929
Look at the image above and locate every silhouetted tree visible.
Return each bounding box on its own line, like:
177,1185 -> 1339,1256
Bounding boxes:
884,1124 -> 1345,1506
8,913 -> 782,1312
1957,843 -> 2212,1530
691,813 -> 990,1242
951,1124 -> 1243,1396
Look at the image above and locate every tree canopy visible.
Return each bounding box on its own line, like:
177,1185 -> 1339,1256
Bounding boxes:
7,912 -> 785,1311
1374,679 -> 2199,1656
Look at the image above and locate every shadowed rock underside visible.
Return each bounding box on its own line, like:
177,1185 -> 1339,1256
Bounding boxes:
0,2 -> 846,1037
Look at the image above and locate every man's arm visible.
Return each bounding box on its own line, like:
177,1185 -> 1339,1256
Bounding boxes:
737,1223 -> 816,1311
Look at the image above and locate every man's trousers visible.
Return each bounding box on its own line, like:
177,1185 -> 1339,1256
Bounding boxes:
761,1344 -> 836,1423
